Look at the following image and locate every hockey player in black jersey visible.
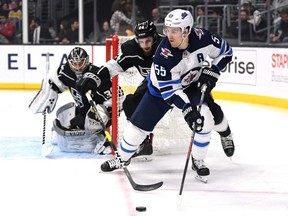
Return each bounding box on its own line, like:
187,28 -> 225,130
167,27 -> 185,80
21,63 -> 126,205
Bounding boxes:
29,47 -> 116,154
100,9 -> 234,180
98,20 -> 164,160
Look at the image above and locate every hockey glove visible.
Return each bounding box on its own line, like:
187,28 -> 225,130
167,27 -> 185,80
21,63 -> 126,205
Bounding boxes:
198,67 -> 220,93
77,72 -> 101,96
182,103 -> 204,132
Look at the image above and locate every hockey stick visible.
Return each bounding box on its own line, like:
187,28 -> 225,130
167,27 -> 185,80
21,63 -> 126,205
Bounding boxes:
41,108 -> 54,156
109,141 -> 163,192
41,53 -> 54,157
178,84 -> 207,205
85,91 -> 163,191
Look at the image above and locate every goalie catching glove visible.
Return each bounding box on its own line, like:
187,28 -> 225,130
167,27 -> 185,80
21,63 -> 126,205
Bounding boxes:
197,67 -> 220,93
182,103 -> 204,132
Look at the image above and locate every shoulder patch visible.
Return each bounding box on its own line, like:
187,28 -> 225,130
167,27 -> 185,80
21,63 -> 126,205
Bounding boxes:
194,28 -> 204,40
160,48 -> 173,59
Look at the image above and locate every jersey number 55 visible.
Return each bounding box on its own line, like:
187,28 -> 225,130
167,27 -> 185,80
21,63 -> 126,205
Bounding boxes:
154,64 -> 166,76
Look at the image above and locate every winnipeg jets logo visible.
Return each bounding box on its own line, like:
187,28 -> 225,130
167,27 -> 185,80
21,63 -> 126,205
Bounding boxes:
194,28 -> 204,40
160,48 -> 173,59
181,12 -> 188,19
182,70 -> 198,87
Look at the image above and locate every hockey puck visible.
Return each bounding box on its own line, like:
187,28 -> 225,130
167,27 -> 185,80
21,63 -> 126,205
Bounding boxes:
136,206 -> 146,212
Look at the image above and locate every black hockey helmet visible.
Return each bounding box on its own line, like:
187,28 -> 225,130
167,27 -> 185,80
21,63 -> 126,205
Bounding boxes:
134,20 -> 157,41
68,47 -> 89,74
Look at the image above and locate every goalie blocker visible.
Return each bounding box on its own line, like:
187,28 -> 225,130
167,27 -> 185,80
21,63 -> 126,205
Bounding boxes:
51,102 -> 112,154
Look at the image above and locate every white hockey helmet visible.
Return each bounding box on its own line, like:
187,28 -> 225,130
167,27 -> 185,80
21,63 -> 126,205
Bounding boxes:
164,9 -> 194,35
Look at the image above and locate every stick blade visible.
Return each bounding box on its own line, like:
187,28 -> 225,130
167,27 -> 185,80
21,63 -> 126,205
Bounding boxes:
41,144 -> 54,157
123,167 -> 163,191
133,181 -> 163,192
177,196 -> 183,208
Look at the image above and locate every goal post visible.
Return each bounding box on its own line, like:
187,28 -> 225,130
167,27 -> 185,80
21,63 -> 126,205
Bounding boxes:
106,35 -> 119,144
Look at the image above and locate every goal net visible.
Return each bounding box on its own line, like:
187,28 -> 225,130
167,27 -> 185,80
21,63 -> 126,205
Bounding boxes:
106,35 -> 192,154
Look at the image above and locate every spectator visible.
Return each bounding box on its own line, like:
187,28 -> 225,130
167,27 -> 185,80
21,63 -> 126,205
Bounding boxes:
30,17 -> 52,44
270,9 -> 288,43
110,0 -> 133,35
47,19 -> 57,40
0,12 -> 15,43
56,19 -> 68,43
241,0 -> 256,17
151,7 -> 164,24
61,17 -> 79,44
195,7 -> 206,28
1,3 -> 10,15
227,9 -> 254,41
98,21 -> 113,44
8,0 -> 21,24
195,7 -> 222,35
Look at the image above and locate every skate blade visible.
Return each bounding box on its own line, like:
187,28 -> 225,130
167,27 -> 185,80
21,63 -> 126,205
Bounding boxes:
195,174 -> 208,183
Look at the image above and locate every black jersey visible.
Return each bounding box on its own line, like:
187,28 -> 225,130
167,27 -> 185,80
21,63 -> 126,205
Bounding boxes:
99,34 -> 164,78
117,36 -> 162,77
53,62 -> 112,116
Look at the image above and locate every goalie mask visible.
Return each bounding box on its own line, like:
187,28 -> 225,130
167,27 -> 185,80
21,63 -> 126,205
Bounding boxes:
68,47 -> 89,75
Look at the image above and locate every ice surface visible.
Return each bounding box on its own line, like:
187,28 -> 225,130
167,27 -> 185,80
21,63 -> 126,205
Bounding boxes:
0,90 -> 287,216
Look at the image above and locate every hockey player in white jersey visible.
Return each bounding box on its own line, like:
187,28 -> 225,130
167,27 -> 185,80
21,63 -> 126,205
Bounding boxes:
100,20 -> 234,160
29,47 -> 116,154
101,9 -> 233,178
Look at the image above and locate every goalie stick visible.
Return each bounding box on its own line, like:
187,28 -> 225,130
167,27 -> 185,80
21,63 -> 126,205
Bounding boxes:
41,53 -> 54,157
178,84 -> 207,206
85,91 -> 163,191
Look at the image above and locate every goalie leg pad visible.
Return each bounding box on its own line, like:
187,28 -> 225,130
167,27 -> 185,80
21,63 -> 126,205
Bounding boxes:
29,79 -> 59,114
84,104 -> 110,132
53,119 -> 110,154
56,102 -> 76,128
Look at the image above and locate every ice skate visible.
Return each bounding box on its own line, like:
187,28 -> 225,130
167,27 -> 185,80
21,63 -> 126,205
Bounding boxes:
101,157 -> 130,172
131,133 -> 153,161
191,156 -> 209,183
221,134 -> 235,157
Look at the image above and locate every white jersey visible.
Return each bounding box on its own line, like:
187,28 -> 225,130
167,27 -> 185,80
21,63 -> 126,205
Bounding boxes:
148,27 -> 233,109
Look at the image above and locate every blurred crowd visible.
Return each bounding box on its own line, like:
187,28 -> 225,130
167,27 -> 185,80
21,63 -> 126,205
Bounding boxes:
0,0 -> 22,43
0,0 -> 288,45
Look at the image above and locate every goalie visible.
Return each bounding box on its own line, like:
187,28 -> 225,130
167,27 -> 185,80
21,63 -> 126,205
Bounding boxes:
29,47 -> 117,155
